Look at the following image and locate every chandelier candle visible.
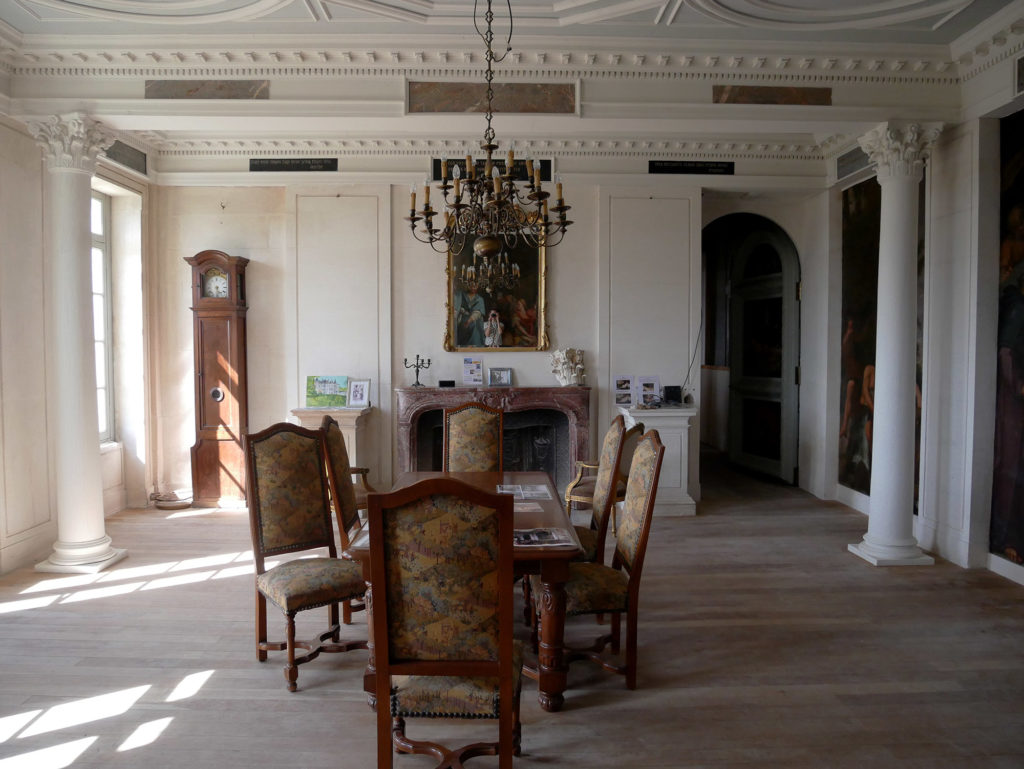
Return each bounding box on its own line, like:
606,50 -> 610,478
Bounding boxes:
405,0 -> 572,256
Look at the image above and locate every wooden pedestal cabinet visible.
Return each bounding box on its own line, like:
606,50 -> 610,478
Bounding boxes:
185,250 -> 250,507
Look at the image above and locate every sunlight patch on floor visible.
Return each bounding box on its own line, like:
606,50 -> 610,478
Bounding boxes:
0,737 -> 96,768
19,686 -> 150,739
166,670 -> 214,702
116,718 -> 173,752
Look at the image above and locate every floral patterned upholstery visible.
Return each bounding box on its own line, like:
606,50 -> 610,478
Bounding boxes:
530,563 -> 628,617
370,480 -> 521,765
250,429 -> 333,554
257,556 -> 365,613
532,430 -> 664,690
569,416 -> 624,562
383,494 -> 501,660
322,417 -> 361,536
244,422 -> 368,692
615,435 -> 661,570
443,402 -> 503,472
390,642 -> 524,718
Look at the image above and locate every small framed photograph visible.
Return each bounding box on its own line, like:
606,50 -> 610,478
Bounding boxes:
488,367 -> 512,386
348,379 -> 370,407
613,374 -> 635,407
638,375 -> 661,396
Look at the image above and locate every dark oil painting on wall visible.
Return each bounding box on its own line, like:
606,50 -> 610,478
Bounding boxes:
990,106 -> 1024,565
839,176 -> 926,498
838,177 -> 881,494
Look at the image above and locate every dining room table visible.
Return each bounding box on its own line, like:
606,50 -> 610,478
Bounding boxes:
346,469 -> 583,713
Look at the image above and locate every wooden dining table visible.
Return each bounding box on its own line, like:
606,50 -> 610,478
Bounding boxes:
347,469 -> 582,713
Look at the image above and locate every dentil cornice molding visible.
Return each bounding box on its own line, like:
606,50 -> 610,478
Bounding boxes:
0,41 -> 966,86
135,133 -> 826,162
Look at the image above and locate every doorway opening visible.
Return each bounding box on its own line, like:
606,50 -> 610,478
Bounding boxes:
702,213 -> 801,485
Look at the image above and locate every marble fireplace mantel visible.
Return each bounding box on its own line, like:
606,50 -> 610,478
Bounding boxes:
395,386 -> 591,474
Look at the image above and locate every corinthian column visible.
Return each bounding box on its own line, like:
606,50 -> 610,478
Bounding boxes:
29,114 -> 127,573
848,121 -> 941,566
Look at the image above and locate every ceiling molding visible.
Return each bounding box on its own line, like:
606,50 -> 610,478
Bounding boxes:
1,49 -> 962,85
140,133 -> 826,161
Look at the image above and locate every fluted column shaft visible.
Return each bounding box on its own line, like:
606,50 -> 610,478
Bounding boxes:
30,114 -> 127,573
848,122 -> 941,566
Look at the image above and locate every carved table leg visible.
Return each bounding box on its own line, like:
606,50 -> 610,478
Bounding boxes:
361,578 -> 378,710
536,559 -> 569,712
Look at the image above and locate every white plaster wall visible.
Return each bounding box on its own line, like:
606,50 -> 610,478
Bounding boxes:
0,119 -> 55,572
152,186 -> 291,494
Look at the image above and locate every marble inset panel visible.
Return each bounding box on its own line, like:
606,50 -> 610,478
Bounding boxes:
712,85 -> 831,105
409,82 -> 575,113
145,80 -> 269,99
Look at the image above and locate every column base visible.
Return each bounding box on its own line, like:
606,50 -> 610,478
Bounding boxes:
848,540 -> 934,567
35,535 -> 128,574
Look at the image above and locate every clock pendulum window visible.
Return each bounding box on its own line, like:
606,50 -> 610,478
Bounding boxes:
184,250 -> 250,507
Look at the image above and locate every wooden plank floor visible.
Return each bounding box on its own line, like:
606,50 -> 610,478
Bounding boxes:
1,455 -> 1023,768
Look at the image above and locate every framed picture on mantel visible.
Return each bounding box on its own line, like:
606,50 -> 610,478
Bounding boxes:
444,238 -> 548,352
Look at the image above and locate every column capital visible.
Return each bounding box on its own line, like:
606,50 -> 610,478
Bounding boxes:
28,113 -> 116,173
857,121 -> 943,183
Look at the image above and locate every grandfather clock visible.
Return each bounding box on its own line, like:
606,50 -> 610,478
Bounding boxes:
185,250 -> 250,507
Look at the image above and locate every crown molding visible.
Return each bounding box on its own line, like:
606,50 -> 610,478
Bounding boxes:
0,39 -> 962,85
950,4 -> 1024,81
138,133 -> 826,162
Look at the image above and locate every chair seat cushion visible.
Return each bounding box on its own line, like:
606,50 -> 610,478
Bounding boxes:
572,525 -> 599,562
531,562 -> 629,617
257,557 -> 365,614
390,641 -> 524,718
567,477 -> 626,502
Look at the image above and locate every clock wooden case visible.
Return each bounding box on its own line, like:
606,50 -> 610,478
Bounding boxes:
185,250 -> 250,506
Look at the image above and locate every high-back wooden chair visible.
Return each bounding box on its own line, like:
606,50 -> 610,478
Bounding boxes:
567,414 -> 626,564
564,419 -> 644,530
532,429 -> 664,690
442,401 -> 504,472
368,478 -> 521,769
244,421 -> 367,692
321,414 -> 372,624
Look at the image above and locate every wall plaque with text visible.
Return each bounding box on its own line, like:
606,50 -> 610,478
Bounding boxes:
648,160 -> 735,175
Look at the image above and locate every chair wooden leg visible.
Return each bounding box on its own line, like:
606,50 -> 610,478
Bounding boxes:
256,590 -> 268,662
342,599 -> 353,625
626,608 -> 638,690
285,612 -> 298,692
328,601 -> 340,641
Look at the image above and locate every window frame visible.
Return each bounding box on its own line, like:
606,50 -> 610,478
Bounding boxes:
91,190 -> 115,443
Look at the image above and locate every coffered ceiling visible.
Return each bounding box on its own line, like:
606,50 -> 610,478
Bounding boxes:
0,1 -> 1021,177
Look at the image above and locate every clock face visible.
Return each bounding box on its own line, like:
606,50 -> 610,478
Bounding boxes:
202,268 -> 229,299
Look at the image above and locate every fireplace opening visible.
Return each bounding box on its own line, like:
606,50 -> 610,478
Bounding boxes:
415,408 -> 572,499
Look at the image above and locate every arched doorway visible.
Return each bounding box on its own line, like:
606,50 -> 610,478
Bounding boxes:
703,214 -> 801,484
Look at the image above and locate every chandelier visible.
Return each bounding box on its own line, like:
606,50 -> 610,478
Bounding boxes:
405,0 -> 572,264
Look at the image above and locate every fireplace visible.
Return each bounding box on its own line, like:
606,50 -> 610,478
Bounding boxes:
395,386 -> 591,499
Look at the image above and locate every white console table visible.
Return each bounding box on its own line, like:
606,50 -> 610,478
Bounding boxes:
628,406 -> 698,516
290,406 -> 373,469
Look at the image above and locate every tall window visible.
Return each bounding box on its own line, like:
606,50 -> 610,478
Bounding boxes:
91,191 -> 114,442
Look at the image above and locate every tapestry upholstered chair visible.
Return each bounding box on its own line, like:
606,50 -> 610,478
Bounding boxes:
321,414 -> 373,624
442,401 -> 504,472
368,478 -> 522,769
532,429 -> 665,690
244,421 -> 367,692
564,419 -> 644,536
567,414 -> 626,565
